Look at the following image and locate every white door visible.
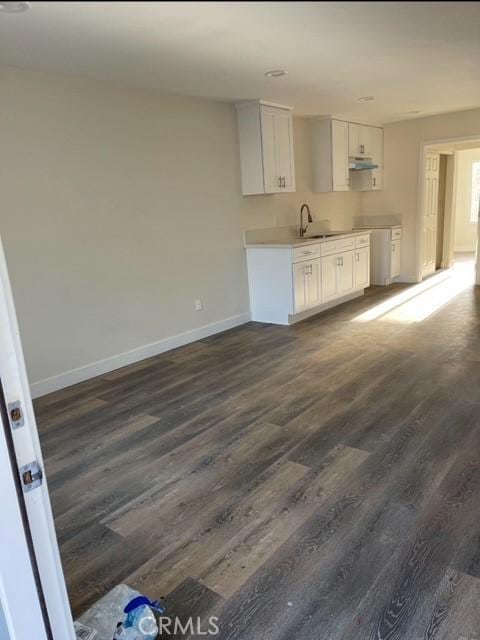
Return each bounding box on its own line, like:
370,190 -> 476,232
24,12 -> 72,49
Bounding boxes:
391,240 -> 401,278
0,400 -> 49,640
421,152 -> 440,278
355,247 -> 370,288
275,110 -> 295,192
0,237 -> 75,640
338,251 -> 355,295
260,106 -> 281,194
321,254 -> 339,302
332,120 -> 349,191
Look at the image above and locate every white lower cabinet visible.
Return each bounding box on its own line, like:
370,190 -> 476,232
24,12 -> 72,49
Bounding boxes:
320,254 -> 339,302
352,226 -> 402,285
320,250 -> 356,303
391,239 -> 401,278
246,233 -> 371,325
293,258 -> 321,313
338,251 -> 355,296
355,246 -> 370,289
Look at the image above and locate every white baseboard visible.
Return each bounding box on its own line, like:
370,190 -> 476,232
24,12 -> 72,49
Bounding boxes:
454,246 -> 476,253
30,312 -> 251,398
397,275 -> 421,283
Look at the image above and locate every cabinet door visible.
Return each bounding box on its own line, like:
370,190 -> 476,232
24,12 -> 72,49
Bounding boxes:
260,106 -> 281,193
307,258 -> 322,308
391,240 -> 401,278
338,251 -> 355,295
371,127 -> 383,190
348,123 -> 360,156
332,120 -> 349,191
355,246 -> 370,289
293,261 -> 308,313
275,111 -> 296,192
359,125 -> 373,157
293,259 -> 322,313
321,255 -> 339,302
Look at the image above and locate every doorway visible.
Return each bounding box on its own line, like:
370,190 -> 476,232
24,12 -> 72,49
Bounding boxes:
418,137 -> 480,285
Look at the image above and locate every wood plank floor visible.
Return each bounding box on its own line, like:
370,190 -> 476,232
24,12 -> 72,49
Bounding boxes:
34,270 -> 480,639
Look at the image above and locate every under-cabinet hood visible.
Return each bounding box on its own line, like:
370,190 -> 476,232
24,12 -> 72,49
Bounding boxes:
349,158 -> 378,170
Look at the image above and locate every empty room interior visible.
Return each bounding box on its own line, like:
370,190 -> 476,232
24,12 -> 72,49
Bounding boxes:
2,2 -> 480,640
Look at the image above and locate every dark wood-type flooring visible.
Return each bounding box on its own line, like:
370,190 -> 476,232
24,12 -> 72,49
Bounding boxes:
35,270 -> 480,639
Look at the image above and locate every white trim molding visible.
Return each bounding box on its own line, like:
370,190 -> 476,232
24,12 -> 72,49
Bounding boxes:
454,245 -> 477,253
31,312 -> 251,398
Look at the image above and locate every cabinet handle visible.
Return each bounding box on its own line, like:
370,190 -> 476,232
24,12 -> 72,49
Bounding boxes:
392,244 -> 395,252
355,252 -> 360,262
373,176 -> 376,187
282,176 -> 286,187
278,176 -> 282,187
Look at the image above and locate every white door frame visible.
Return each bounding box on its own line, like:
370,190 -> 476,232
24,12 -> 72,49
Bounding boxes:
0,236 -> 75,640
415,134 -> 480,284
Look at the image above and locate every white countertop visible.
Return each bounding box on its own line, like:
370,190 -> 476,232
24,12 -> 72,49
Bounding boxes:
353,224 -> 402,230
244,229 -> 371,249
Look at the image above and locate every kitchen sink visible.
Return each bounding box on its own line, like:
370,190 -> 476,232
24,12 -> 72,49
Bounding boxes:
296,232 -> 343,239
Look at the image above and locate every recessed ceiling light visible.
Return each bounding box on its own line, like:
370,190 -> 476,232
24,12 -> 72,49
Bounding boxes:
265,70 -> 288,78
0,1 -> 31,11
357,96 -> 375,102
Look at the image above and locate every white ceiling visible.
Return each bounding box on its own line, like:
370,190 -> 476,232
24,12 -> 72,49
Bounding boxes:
1,1 -> 480,123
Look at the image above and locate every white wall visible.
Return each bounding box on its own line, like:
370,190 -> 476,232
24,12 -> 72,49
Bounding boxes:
0,67 -> 361,394
362,107 -> 480,281
453,148 -> 480,252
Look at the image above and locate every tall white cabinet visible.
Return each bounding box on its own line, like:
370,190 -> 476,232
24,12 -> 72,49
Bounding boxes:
236,101 -> 296,195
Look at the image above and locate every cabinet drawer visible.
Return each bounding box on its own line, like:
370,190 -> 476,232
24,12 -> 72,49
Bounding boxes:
320,240 -> 340,256
292,244 -> 321,263
391,228 -> 402,240
355,234 -> 370,248
338,237 -> 355,251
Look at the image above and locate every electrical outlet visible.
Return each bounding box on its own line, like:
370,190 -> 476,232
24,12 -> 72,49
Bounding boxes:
195,299 -> 203,311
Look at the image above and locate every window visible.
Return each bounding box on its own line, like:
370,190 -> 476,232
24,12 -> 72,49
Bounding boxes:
471,161 -> 480,222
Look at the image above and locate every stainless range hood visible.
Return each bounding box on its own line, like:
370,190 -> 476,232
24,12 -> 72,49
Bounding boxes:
349,158 -> 378,170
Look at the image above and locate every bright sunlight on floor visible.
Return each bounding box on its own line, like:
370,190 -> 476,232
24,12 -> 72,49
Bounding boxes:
353,253 -> 476,324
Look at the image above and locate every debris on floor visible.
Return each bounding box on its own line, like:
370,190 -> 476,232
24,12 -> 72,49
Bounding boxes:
75,584 -> 165,640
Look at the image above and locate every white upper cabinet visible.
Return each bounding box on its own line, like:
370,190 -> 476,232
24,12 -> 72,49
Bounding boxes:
311,118 -> 384,193
311,118 -> 349,192
348,122 -> 375,157
236,101 -> 296,195
349,125 -> 383,191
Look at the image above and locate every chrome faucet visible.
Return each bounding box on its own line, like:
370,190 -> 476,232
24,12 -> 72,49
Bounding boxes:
299,203 -> 313,238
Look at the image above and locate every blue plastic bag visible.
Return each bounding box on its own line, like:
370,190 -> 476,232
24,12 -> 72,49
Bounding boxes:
113,596 -> 166,640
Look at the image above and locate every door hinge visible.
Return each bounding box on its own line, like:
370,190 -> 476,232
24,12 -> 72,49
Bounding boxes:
19,461 -> 43,492
8,400 -> 24,430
